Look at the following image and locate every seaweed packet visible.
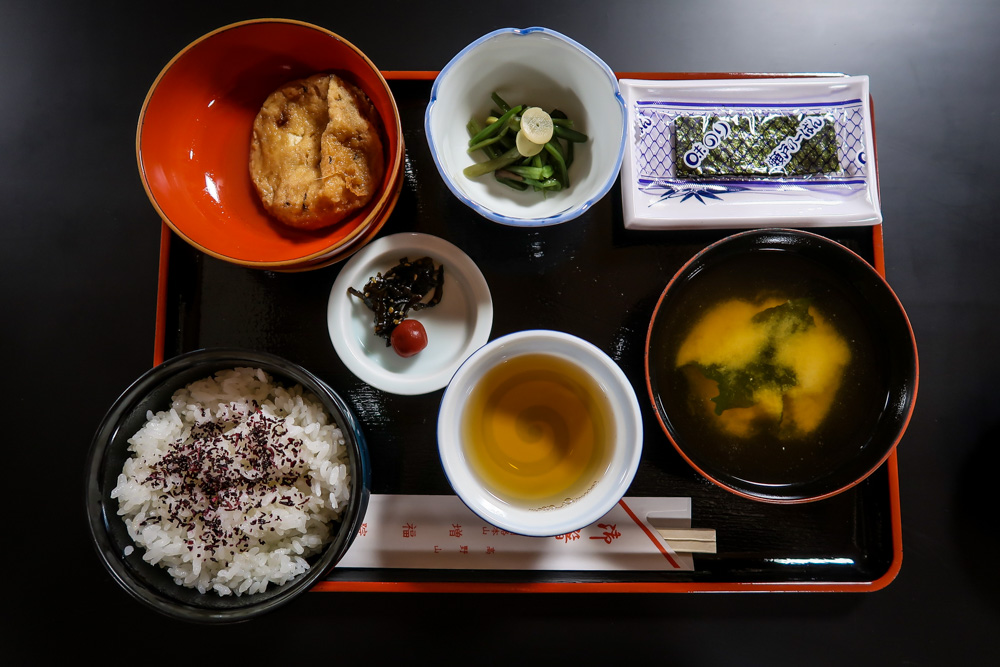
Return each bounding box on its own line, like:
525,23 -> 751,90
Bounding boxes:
675,112 -> 841,178
618,76 -> 881,229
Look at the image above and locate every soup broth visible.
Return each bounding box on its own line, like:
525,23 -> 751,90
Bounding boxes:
461,353 -> 614,507
651,249 -> 890,486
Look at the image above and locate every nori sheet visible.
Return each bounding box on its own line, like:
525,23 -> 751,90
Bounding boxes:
675,113 -> 840,178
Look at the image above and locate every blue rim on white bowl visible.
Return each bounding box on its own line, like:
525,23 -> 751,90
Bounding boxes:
425,27 -> 627,227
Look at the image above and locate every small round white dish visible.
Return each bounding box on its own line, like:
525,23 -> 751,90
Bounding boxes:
328,233 -> 493,395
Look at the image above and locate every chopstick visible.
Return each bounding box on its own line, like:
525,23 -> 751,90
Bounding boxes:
656,528 -> 717,554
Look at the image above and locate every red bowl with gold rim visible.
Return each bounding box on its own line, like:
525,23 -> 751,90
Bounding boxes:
645,229 -> 918,503
136,19 -> 403,269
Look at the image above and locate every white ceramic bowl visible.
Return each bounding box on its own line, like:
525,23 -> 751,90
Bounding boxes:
425,27 -> 626,227
328,233 -> 493,395
437,330 -> 643,537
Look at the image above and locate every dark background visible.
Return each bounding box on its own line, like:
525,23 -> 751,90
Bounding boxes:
4,1 -> 996,663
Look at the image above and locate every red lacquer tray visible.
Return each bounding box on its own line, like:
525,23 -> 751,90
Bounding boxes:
153,72 -> 902,593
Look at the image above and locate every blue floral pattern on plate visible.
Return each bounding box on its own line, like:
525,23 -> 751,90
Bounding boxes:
619,76 -> 882,229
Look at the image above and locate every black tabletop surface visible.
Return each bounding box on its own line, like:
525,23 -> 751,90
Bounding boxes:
7,1 -> 997,663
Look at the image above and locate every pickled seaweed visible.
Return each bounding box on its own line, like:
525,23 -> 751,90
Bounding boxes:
348,257 -> 444,345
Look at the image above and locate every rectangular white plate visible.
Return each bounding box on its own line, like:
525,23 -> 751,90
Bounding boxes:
619,76 -> 881,230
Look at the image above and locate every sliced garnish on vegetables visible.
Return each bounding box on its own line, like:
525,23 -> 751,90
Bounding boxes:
519,107 -> 554,144
515,130 -> 545,157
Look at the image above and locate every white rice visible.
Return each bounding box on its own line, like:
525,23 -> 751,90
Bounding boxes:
111,367 -> 351,596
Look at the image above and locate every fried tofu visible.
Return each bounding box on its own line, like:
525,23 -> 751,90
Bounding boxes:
249,73 -> 385,230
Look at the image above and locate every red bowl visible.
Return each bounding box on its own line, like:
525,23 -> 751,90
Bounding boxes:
136,19 -> 403,269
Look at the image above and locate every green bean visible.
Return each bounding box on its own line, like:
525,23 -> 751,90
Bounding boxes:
495,174 -> 528,190
463,146 -> 522,179
544,141 -> 569,188
468,105 -> 523,147
552,117 -> 574,127
545,137 -> 566,158
467,125 -> 510,153
497,133 -> 516,151
467,119 -> 501,159
467,135 -> 503,154
522,177 -> 563,191
505,165 -> 554,180
554,125 -> 588,143
491,92 -> 511,113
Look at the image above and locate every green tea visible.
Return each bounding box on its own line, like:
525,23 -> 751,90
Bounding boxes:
461,354 -> 614,507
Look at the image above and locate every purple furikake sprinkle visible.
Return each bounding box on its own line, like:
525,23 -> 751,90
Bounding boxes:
139,403 -> 311,555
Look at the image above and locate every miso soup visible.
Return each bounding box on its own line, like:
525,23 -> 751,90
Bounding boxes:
650,249 -> 890,486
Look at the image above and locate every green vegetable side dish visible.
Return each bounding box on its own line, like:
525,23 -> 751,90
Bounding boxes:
462,91 -> 588,194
